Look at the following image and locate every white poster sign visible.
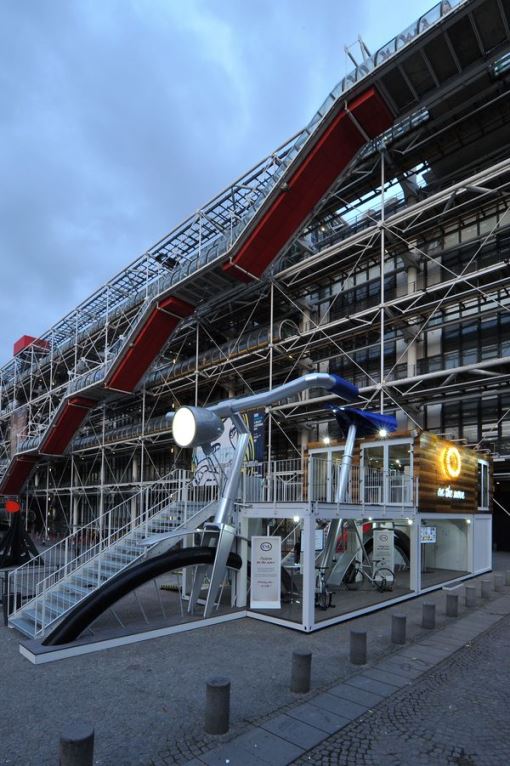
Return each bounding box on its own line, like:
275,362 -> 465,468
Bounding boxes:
420,526 -> 437,544
250,536 -> 281,609
315,528 -> 324,552
373,528 -> 395,572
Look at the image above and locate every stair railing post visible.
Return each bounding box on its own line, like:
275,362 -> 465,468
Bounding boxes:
7,570 -> 13,619
183,472 -> 188,524
41,592 -> 46,636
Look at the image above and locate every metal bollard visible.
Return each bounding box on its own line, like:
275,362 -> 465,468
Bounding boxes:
465,586 -> 477,607
350,630 -> 367,665
481,579 -> 492,599
446,592 -> 458,617
422,603 -> 436,629
506,570 -> 510,586
290,649 -> 312,693
391,614 -> 406,645
59,723 -> 94,766
494,573 -> 505,592
205,677 -> 230,735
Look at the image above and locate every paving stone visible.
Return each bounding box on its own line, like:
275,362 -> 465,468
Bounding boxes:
327,681 -> 383,707
230,728 -> 303,765
309,692 -> 367,720
4,567 -> 510,765
399,645 -> 451,663
375,656 -> 429,678
199,745 -> 268,765
285,702 -> 351,734
292,613 -> 510,766
259,714 -> 325,749
418,635 -> 465,650
345,674 -> 397,697
359,667 -> 412,688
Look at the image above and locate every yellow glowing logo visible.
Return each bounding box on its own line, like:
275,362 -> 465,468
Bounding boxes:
441,446 -> 462,480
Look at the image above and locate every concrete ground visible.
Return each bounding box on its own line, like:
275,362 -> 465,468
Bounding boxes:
1,554 -> 509,765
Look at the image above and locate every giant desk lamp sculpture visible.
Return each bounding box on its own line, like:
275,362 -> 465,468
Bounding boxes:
171,372 -> 358,618
318,406 -> 398,573
40,377 -> 404,646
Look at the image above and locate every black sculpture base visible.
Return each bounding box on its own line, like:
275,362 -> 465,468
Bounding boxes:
0,512 -> 39,568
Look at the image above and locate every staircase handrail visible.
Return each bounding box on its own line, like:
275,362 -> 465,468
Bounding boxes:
28,495 -> 219,621
14,468 -> 185,574
12,496 -> 219,638
7,468 -> 190,612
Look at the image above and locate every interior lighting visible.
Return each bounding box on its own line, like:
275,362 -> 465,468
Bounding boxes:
492,52 -> 510,77
323,436 -> 331,445
378,428 -> 388,438
172,406 -> 224,448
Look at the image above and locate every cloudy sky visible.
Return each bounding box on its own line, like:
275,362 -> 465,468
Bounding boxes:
0,0 -> 434,365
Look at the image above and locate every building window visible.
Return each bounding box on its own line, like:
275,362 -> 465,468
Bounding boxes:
478,460 -> 489,510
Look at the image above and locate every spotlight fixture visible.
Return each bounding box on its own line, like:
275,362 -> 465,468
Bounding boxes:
172,406 -> 224,448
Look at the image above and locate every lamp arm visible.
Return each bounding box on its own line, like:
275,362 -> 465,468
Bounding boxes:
209,373 -> 357,419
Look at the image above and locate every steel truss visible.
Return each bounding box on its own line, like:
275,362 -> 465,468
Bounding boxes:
3,0 -> 510,534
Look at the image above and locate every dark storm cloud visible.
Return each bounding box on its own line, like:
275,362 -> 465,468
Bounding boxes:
0,0 -> 432,364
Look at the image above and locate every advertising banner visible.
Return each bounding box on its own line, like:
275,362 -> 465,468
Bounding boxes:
193,412 -> 264,485
373,528 -> 395,572
250,536 -> 281,609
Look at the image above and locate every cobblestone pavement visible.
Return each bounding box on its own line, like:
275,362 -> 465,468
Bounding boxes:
1,558 -> 509,765
291,614 -> 510,766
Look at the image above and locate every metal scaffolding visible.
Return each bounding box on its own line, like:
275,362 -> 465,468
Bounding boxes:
2,0 -> 510,539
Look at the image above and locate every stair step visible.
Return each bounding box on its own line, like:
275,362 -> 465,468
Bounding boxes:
47,590 -> 81,608
63,582 -> 95,597
108,550 -> 138,562
24,603 -> 59,625
9,615 -> 37,638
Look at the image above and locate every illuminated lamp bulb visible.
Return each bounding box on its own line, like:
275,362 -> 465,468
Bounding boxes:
172,406 -> 224,448
378,428 -> 388,438
293,515 -> 300,523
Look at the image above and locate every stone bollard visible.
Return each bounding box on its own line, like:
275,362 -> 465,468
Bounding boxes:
481,579 -> 492,599
465,586 -> 477,608
506,571 -> 510,586
205,677 -> 230,735
422,603 -> 436,629
391,614 -> 406,645
59,723 -> 94,766
494,573 -> 505,592
350,630 -> 367,665
290,650 -> 312,693
446,592 -> 459,617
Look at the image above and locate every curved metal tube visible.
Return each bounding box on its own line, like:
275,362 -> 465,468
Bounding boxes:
42,546 -> 242,646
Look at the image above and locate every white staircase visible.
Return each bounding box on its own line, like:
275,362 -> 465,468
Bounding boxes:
8,472 -> 218,639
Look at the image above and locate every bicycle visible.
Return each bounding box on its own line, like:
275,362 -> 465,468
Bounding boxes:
345,559 -> 394,593
315,566 -> 335,610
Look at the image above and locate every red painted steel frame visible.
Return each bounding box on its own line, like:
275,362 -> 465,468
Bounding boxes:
223,87 -> 393,282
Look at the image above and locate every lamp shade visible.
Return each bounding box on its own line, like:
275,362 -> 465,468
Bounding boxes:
172,406 -> 224,448
331,406 -> 397,438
